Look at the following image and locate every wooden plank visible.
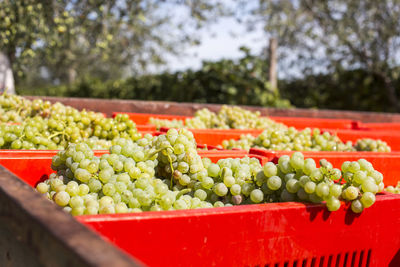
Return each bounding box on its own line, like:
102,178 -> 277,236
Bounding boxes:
0,166 -> 141,267
23,95 -> 400,122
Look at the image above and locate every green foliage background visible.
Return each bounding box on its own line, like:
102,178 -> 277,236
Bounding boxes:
18,48 -> 400,112
18,48 -> 291,108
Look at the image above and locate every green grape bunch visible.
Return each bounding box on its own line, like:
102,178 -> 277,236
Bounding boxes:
222,127 -> 391,152
150,105 -> 285,130
36,130 -> 383,215
385,182 -> 400,194
0,96 -> 141,150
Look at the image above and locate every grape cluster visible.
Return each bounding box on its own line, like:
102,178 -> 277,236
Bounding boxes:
222,127 -> 391,152
355,138 -> 391,152
148,118 -> 185,129
0,94 -> 48,123
0,103 -> 141,150
0,93 -> 74,122
36,129 -> 382,215
260,152 -> 383,213
385,182 -> 400,194
150,106 -> 284,130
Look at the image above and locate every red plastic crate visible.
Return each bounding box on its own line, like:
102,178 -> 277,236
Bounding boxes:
112,112 -> 189,124
136,125 -> 157,132
250,148 -> 400,186
78,193 -> 400,267
160,127 -> 264,136
113,112 -> 360,130
359,122 -> 400,131
171,128 -> 400,152
1,152 -> 400,266
269,116 -> 359,130
327,129 -> 400,151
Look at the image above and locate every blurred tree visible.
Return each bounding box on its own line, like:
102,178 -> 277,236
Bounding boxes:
240,0 -> 400,111
0,0 -> 225,87
18,46 -> 292,108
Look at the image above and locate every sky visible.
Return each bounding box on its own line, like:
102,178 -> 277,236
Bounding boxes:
161,17 -> 266,72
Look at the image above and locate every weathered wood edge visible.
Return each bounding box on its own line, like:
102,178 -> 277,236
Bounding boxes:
24,95 -> 400,122
0,165 -> 142,267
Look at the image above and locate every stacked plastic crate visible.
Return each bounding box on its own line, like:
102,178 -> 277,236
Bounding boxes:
2,110 -> 400,266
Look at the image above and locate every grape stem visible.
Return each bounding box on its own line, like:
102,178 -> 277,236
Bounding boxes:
176,188 -> 191,199
48,132 -> 64,140
145,145 -> 175,187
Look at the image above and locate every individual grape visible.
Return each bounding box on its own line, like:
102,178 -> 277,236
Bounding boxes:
213,183 -> 228,197
99,196 -> 114,207
75,168 -> 91,183
286,179 -> 300,193
343,186 -> 359,200
263,162 -> 277,177
250,189 -> 263,203
329,184 -> 342,198
71,206 -> 85,216
230,184 -> 241,195
201,177 -> 214,189
351,200 -> 364,213
53,191 -> 70,207
194,189 -> 207,201
174,199 -> 189,210
36,182 -> 49,194
360,192 -> 376,208
208,164 -> 220,178
315,183 -> 330,198
310,169 -> 323,182
353,171 -> 367,184
326,197 -> 341,211
304,181 -> 316,194
85,205 -> 99,215
78,184 -> 90,196
223,176 -> 236,187
290,152 -> 304,170
88,179 -> 102,193
267,176 -> 282,190
115,203 -> 129,213
303,158 -> 316,175
99,205 -> 116,214
69,196 -> 84,208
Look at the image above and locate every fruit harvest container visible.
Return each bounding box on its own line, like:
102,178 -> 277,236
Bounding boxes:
167,129 -> 247,147
112,112 -> 359,130
328,129 -> 400,151
166,128 -> 400,151
269,116 -> 359,130
1,153 -> 400,266
0,150 -> 267,187
250,148 -> 400,186
136,125 -> 157,132
358,122 -> 400,131
0,142 -> 240,158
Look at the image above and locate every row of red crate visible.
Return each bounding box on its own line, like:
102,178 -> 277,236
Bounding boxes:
123,112 -> 400,151
1,150 -> 400,266
117,111 -> 400,131
162,127 -> 400,151
1,148 -> 400,186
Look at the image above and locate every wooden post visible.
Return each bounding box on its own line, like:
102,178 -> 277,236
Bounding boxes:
268,38 -> 278,94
